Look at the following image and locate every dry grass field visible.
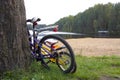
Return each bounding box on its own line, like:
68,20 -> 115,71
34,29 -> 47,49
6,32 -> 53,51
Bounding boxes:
67,38 -> 120,56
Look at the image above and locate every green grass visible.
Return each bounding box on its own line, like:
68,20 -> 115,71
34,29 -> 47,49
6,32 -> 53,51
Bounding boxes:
1,55 -> 120,80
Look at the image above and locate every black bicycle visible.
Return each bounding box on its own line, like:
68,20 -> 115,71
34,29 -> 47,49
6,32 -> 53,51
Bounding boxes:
27,17 -> 76,73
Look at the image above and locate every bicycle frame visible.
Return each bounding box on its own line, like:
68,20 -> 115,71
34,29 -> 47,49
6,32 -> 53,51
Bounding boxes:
28,21 -> 59,61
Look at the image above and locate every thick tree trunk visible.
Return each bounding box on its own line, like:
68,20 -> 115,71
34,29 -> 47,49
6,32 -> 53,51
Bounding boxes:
0,0 -> 30,72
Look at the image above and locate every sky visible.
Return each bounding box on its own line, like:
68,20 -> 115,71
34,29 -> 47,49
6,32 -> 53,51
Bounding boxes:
24,0 -> 120,25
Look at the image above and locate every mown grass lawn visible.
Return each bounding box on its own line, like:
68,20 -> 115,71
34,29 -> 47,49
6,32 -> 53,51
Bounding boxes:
1,55 -> 120,80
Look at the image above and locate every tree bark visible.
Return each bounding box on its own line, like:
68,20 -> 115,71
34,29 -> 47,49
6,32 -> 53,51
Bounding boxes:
0,0 -> 30,72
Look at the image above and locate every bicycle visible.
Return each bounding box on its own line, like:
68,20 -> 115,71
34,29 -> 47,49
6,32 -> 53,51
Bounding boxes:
27,17 -> 76,73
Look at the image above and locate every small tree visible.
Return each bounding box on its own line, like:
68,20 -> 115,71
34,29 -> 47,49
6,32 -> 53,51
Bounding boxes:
0,0 -> 30,72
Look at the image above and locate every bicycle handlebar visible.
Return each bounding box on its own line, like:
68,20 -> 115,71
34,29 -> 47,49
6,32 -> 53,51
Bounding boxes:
26,17 -> 58,32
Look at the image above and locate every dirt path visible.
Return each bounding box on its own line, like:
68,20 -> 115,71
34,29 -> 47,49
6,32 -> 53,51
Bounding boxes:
67,38 -> 120,56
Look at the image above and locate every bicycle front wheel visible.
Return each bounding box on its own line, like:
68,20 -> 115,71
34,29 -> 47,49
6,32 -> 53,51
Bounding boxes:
39,35 -> 76,73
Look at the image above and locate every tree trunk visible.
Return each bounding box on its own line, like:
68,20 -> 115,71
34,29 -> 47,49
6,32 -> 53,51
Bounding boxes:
0,0 -> 30,72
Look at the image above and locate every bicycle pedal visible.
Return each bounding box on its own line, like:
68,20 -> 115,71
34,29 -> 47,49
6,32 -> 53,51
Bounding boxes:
50,58 -> 56,63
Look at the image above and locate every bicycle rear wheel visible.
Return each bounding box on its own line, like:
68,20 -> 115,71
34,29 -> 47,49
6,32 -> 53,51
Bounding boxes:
39,35 -> 76,73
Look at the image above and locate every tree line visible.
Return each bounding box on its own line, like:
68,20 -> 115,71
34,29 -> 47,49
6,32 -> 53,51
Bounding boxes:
55,3 -> 120,38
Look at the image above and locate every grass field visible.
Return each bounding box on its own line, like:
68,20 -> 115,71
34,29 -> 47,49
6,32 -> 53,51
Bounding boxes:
1,56 -> 120,80
1,38 -> 120,80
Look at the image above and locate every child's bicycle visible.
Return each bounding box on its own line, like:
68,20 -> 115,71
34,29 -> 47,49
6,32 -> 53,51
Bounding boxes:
27,17 -> 76,73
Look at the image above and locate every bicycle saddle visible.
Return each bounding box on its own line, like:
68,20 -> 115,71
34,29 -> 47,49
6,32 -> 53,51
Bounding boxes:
27,17 -> 41,23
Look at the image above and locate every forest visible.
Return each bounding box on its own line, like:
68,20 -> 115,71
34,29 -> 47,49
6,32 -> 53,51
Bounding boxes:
54,3 -> 120,38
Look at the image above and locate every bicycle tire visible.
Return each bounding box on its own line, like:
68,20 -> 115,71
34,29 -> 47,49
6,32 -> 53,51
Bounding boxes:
70,60 -> 77,73
39,35 -> 76,73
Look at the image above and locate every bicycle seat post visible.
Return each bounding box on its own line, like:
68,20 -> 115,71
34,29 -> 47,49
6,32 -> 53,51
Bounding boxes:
33,23 -> 36,53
